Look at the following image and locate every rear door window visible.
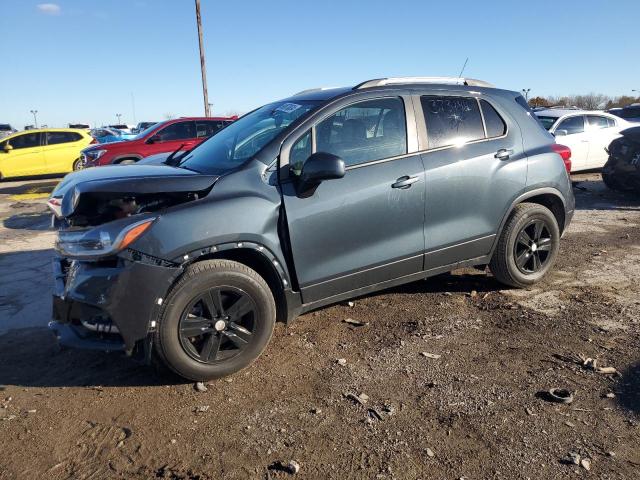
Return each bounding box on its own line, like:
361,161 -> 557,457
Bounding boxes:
556,116 -> 585,135
421,96 -> 484,149
586,116 -> 609,129
480,100 -> 507,138
46,132 -> 82,145
196,120 -> 229,138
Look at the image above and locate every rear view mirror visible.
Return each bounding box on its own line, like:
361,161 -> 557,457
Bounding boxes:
300,152 -> 345,187
554,129 -> 568,137
146,135 -> 161,144
3,144 -> 13,152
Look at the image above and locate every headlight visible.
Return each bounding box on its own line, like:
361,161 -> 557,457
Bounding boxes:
85,149 -> 107,160
55,217 -> 156,259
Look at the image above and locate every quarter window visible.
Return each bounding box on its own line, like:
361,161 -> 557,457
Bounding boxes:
480,100 -> 507,138
315,97 -> 407,167
7,132 -> 41,149
586,116 -> 609,129
47,132 -> 82,145
156,121 -> 196,141
556,116 -> 585,135
421,96 -> 485,149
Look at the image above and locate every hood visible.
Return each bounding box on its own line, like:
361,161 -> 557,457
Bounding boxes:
51,164 -> 219,225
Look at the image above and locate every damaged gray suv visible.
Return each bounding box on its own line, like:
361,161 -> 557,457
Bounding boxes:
48,77 -> 575,380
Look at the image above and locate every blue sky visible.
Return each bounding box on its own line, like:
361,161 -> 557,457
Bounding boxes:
1,0 -> 639,128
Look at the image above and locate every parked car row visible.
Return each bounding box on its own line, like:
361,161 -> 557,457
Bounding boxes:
47,76 -> 576,381
0,116 -> 236,179
80,116 -> 236,167
534,109 -> 629,172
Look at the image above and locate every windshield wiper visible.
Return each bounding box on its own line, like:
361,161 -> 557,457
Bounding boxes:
164,143 -> 186,166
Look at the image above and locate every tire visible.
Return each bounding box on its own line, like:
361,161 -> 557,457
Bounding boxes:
490,203 -> 560,288
154,259 -> 276,381
72,159 -> 82,171
602,171 -> 623,191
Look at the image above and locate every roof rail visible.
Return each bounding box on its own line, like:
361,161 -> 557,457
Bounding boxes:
354,77 -> 494,89
293,86 -> 343,96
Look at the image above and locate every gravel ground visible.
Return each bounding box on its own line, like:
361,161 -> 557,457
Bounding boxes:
0,173 -> 639,480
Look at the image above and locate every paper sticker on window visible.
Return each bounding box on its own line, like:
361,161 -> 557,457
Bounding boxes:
275,103 -> 302,114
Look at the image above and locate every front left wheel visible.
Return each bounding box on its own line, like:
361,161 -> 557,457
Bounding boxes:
154,260 -> 276,381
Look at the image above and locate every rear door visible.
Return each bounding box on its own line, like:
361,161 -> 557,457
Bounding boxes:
0,132 -> 44,177
585,115 -> 619,168
281,96 -> 426,303
553,115 -> 589,170
417,94 -> 527,269
148,120 -> 197,155
43,131 -> 85,173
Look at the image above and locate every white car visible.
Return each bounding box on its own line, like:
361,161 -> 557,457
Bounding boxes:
534,109 -> 629,172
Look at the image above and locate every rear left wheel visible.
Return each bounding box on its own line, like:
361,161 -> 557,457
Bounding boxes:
490,203 -> 560,288
72,159 -> 82,171
154,260 -> 276,381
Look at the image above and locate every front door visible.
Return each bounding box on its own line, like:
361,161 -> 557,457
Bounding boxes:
553,115 -> 589,171
281,96 -> 426,304
148,121 -> 198,155
0,132 -> 45,177
417,95 -> 528,269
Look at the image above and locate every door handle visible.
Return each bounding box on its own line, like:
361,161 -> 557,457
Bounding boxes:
495,148 -> 514,160
391,175 -> 419,189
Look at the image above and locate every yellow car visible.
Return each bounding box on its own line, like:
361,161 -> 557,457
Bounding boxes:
0,128 -> 94,179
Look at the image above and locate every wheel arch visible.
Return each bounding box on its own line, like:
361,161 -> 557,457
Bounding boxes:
113,154 -> 143,164
177,242 -> 296,324
491,188 -> 567,256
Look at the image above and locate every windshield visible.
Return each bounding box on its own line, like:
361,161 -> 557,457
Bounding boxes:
133,121 -> 166,140
0,124 -> 12,131
535,115 -> 559,130
179,100 -> 320,174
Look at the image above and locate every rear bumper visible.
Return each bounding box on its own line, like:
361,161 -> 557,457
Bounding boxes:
50,255 -> 181,353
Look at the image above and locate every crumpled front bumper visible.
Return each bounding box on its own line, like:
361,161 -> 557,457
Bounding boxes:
49,255 -> 181,354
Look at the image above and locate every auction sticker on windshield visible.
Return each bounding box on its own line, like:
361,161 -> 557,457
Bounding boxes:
275,103 -> 302,114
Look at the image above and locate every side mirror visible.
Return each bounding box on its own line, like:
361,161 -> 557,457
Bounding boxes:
146,134 -> 161,144
554,129 -> 568,137
300,152 -> 345,189
3,144 -> 13,153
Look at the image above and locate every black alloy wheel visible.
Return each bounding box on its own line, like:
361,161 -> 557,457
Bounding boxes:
514,219 -> 553,274
178,286 -> 256,364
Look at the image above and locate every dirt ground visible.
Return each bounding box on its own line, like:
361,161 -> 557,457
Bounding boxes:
0,173 -> 639,480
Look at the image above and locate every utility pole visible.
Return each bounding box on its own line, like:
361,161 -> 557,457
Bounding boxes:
30,110 -> 38,128
195,0 -> 210,117
521,88 -> 531,101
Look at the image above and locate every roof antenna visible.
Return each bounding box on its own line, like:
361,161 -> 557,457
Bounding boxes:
457,57 -> 469,80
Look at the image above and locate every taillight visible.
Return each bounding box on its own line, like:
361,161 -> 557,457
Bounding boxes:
90,138 -> 98,144
552,143 -> 572,173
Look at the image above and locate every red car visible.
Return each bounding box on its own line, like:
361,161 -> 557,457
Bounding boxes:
80,116 -> 237,167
